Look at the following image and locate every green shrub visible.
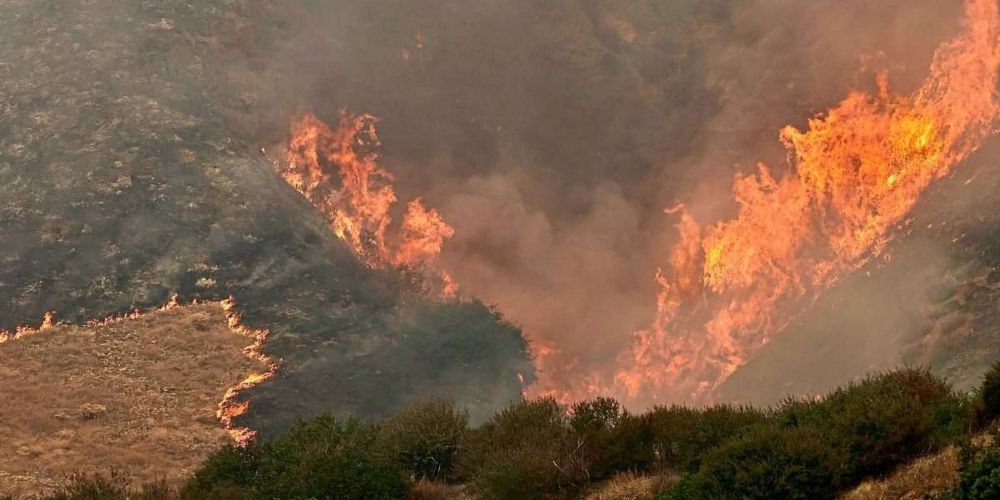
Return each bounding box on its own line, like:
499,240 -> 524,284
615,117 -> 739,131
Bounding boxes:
460,398 -> 588,499
646,404 -> 767,473
570,397 -> 654,478
658,369 -> 965,499
659,426 -> 848,500
184,443 -> 263,496
45,471 -> 172,500
777,368 -> 966,482
186,415 -> 406,500
947,427 -> 1000,500
953,446 -> 1000,500
376,399 -> 469,481
976,362 -> 1000,427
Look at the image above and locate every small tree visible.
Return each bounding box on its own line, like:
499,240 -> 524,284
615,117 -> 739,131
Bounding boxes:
376,399 -> 469,481
459,398 -> 589,499
570,397 -> 654,478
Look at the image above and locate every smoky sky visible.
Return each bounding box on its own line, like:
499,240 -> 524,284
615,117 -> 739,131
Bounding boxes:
223,0 -> 967,396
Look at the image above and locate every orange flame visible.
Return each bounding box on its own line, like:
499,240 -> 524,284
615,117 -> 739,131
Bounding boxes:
283,111 -> 457,295
0,296 -> 186,344
218,296 -> 280,446
616,0 -> 1000,406
0,311 -> 56,344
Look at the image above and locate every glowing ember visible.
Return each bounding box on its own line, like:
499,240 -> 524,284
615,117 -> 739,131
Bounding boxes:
614,0 -> 1000,406
282,111 -> 456,295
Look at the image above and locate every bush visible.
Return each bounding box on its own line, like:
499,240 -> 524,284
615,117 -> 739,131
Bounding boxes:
45,471 -> 172,500
646,404 -> 767,473
570,397 -> 655,478
976,362 -> 1000,427
777,368 -> 967,482
460,398 -> 588,499
949,430 -> 1000,500
185,415 -> 406,500
659,426 -> 848,500
184,443 -> 263,496
658,369 -> 966,499
376,399 -> 469,481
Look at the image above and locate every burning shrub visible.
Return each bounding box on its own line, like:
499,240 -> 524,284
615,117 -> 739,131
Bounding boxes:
376,399 -> 469,481
186,415 -> 406,500
646,404 -> 768,473
459,398 -> 588,499
570,397 -> 655,478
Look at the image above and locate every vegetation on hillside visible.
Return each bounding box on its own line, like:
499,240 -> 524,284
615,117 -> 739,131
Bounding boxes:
24,365 -> 1000,499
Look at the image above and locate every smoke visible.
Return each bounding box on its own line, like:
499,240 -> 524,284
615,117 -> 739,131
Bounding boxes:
225,0 -> 985,405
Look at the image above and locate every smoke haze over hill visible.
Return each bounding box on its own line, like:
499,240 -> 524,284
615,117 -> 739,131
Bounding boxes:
240,0 -> 993,403
2,0 -> 998,429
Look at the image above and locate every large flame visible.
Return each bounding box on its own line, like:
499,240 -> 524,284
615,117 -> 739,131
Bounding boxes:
615,0 -> 1000,405
282,111 -> 455,295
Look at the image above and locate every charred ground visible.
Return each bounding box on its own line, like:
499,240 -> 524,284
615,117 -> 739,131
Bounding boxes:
0,0 -> 531,436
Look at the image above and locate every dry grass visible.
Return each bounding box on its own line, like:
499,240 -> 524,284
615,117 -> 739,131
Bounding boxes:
584,472 -> 679,500
0,303 -> 266,498
842,447 -> 960,500
406,480 -> 473,500
843,432 -> 996,500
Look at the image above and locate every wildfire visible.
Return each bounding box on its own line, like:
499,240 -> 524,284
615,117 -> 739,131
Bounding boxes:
0,311 -> 55,344
0,296 -> 183,345
282,111 -> 456,296
615,0 -> 1000,405
218,296 -> 280,445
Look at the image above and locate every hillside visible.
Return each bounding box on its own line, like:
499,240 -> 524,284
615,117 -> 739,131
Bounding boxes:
719,139 -> 1000,404
0,303 -> 263,497
1,0 -> 996,438
0,0 -> 532,436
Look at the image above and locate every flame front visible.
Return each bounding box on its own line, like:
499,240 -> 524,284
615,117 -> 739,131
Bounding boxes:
282,111 -> 455,294
615,0 -> 1000,406
217,296 -> 279,446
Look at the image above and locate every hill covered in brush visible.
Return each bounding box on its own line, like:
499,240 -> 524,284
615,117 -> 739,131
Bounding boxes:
23,365 -> 1000,499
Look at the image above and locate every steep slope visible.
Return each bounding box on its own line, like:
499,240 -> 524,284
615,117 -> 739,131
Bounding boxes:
719,140 -> 1000,404
0,0 -> 532,436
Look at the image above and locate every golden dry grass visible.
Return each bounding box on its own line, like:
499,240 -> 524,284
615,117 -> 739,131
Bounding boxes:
406,480 -> 473,500
0,303 -> 266,498
843,432 -> 995,500
584,472 -> 679,500
842,446 -> 960,500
